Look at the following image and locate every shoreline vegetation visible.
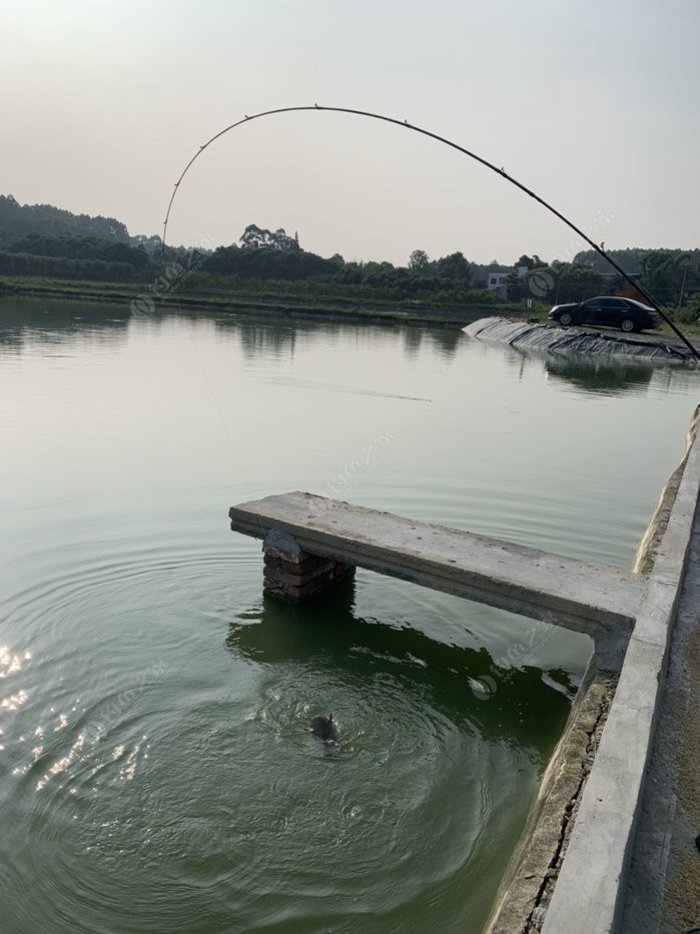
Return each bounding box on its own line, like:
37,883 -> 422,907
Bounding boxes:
0,194 -> 698,333
0,274 -> 530,327
4,276 -> 700,343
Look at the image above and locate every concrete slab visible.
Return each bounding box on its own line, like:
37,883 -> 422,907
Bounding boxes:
229,492 -> 642,642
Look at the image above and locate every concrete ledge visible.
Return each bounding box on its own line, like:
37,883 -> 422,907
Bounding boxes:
541,415 -> 700,933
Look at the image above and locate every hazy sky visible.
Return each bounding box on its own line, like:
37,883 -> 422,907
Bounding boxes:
2,1 -> 698,264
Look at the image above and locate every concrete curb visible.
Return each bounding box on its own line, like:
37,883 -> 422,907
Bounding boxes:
541,416 -> 700,932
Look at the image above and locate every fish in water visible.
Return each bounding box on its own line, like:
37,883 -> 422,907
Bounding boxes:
308,713 -> 340,744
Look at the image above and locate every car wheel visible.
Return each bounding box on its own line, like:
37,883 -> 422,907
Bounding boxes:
620,318 -> 636,333
559,312 -> 573,327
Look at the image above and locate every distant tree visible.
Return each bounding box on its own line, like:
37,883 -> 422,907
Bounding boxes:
0,194 -> 130,242
434,251 -> 471,285
506,257 -> 550,300
131,233 -> 165,254
408,249 -> 430,270
639,251 -> 699,304
0,249 -> 137,282
5,234 -> 152,272
549,261 -> 607,302
514,254 -> 544,271
573,248 -> 648,274
239,224 -> 301,251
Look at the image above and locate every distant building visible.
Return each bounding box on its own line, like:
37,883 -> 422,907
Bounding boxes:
487,271 -> 509,298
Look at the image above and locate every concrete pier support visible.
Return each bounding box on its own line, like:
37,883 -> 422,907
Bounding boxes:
262,530 -> 354,603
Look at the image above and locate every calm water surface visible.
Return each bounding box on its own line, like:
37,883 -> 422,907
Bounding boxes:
1,297 -> 698,933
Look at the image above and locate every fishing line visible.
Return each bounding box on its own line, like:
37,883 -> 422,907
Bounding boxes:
162,103 -> 700,362
187,330 -> 253,497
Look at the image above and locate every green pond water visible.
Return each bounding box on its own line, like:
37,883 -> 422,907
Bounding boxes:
1,296 -> 698,933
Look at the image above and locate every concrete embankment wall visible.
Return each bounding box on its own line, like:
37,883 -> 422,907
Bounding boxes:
486,662 -> 618,932
487,408 -> 700,933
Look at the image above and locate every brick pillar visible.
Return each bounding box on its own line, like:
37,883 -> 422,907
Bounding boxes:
262,530 -> 354,603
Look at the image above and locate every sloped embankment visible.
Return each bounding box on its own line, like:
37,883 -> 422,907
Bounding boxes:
463,317 -> 695,364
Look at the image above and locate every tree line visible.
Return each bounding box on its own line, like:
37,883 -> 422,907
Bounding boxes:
0,194 -> 130,242
1,195 -> 698,312
0,233 -> 153,282
572,248 -> 700,303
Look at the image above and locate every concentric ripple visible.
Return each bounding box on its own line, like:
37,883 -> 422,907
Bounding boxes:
5,303 -> 694,932
0,535 -> 564,934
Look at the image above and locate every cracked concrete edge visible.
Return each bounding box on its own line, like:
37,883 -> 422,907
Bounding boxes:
485,658 -> 617,934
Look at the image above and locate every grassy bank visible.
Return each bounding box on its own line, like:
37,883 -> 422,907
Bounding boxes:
0,274 -> 535,327
4,275 -> 696,346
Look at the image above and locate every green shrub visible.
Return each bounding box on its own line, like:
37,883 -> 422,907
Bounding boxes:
675,298 -> 700,324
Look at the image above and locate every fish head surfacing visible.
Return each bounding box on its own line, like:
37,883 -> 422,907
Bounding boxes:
309,713 -> 340,744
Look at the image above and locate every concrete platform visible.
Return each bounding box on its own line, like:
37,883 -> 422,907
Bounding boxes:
229,491 -> 642,658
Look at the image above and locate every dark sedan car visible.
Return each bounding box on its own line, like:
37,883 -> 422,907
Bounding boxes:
548,296 -> 662,333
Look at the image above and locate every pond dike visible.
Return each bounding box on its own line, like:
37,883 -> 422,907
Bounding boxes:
464,316 -> 696,364
487,408 -> 700,933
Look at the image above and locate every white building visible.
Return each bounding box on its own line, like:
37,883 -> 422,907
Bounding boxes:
487,271 -> 509,298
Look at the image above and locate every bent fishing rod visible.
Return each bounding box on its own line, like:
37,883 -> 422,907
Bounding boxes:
162,104 -> 700,361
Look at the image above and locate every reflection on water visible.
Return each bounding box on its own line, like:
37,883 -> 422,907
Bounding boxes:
426,326 -> 463,359
402,325 -> 424,357
227,580 -> 573,757
232,317 -> 298,360
2,297 -> 700,933
545,354 -> 654,395
0,296 -> 130,353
